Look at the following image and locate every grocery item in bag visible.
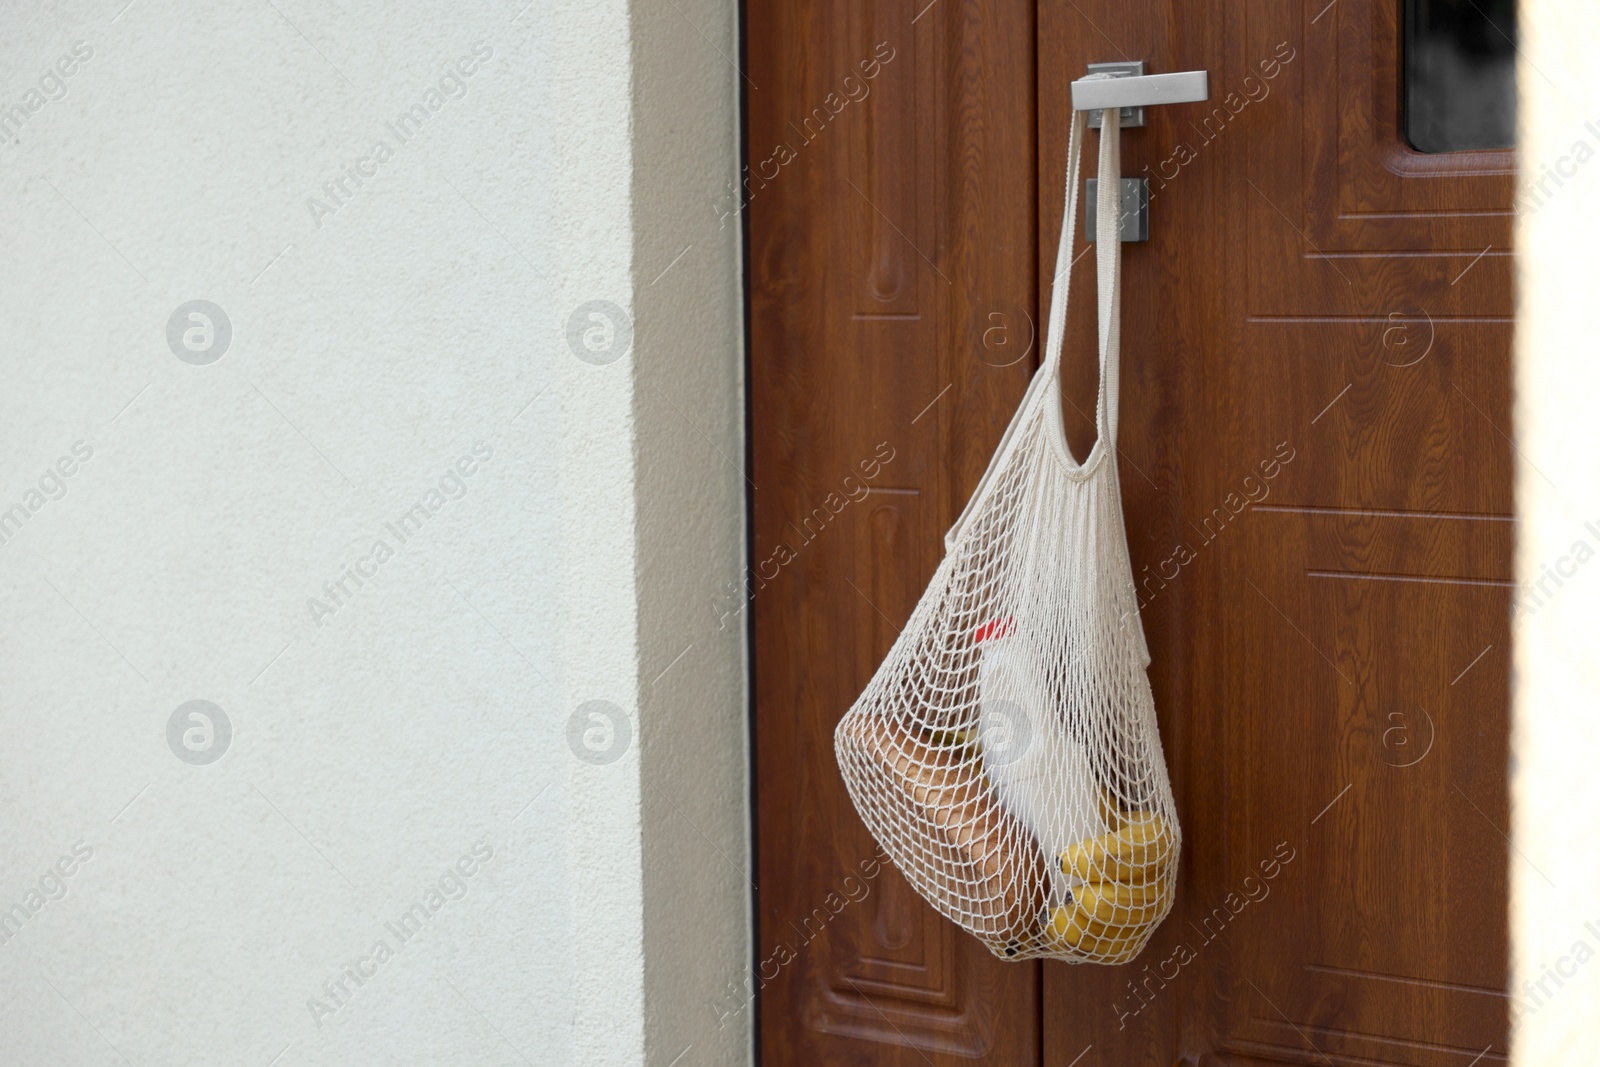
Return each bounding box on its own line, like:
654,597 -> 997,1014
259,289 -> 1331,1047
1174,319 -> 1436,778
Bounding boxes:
838,712 -> 1049,950
974,617 -> 1107,910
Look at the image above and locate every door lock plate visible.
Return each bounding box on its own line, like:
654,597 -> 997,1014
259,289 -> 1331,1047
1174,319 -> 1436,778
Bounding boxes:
1084,178 -> 1151,243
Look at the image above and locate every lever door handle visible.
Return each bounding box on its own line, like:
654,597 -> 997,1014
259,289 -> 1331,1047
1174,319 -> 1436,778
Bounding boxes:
1071,70 -> 1210,112
1071,61 -> 1210,129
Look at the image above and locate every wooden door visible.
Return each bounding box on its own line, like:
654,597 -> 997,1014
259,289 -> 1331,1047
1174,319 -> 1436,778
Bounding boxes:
747,2 -> 1514,1065
744,3 -> 1042,1063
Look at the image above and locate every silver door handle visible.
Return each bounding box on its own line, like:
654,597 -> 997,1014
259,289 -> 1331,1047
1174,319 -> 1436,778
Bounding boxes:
1072,62 -> 1210,242
1071,62 -> 1209,129
1072,70 -> 1210,112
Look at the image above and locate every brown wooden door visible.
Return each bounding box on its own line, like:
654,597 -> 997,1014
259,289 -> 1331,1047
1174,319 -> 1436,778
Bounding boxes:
746,2 -> 1513,1065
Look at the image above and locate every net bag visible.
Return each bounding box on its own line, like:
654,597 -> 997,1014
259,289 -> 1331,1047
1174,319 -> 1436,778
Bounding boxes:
834,104 -> 1180,964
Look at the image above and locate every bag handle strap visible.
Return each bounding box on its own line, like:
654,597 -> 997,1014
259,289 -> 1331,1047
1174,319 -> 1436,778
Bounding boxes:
945,95 -> 1121,548
1093,103 -> 1124,449
1040,97 -> 1123,460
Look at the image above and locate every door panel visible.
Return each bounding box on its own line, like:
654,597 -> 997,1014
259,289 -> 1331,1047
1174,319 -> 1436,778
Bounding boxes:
750,1 -> 1513,1064
1037,2 -> 1513,1064
746,1 -> 1041,1063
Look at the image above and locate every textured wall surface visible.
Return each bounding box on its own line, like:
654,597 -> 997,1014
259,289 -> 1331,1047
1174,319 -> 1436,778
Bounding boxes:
1513,0 -> 1600,1061
0,1 -> 745,1065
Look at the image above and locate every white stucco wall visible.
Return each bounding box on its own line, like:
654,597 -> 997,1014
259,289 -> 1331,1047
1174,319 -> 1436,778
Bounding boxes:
1513,0 -> 1600,1062
0,1 -> 746,1065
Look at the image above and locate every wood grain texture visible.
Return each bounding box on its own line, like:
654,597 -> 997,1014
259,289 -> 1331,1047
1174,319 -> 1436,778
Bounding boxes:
751,0 -> 1512,1063
745,0 -> 1041,1063
1037,1 -> 1513,1065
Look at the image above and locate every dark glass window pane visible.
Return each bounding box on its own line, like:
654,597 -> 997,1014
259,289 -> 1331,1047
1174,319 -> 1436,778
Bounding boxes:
1405,0 -> 1517,152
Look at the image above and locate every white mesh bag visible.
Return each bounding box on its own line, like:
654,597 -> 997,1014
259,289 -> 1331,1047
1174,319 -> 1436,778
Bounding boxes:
834,105 -> 1179,964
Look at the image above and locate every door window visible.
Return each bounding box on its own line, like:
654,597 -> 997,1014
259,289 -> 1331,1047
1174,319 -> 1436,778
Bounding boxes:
1405,0 -> 1517,152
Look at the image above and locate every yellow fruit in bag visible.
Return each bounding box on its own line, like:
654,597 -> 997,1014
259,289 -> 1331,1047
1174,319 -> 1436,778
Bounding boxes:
1071,881 -> 1168,927
1097,786 -> 1123,831
1060,814 -> 1172,884
1045,905 -> 1145,962
1046,903 -> 1090,945
1071,929 -> 1145,964
1048,897 -> 1155,944
1083,878 -> 1165,909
